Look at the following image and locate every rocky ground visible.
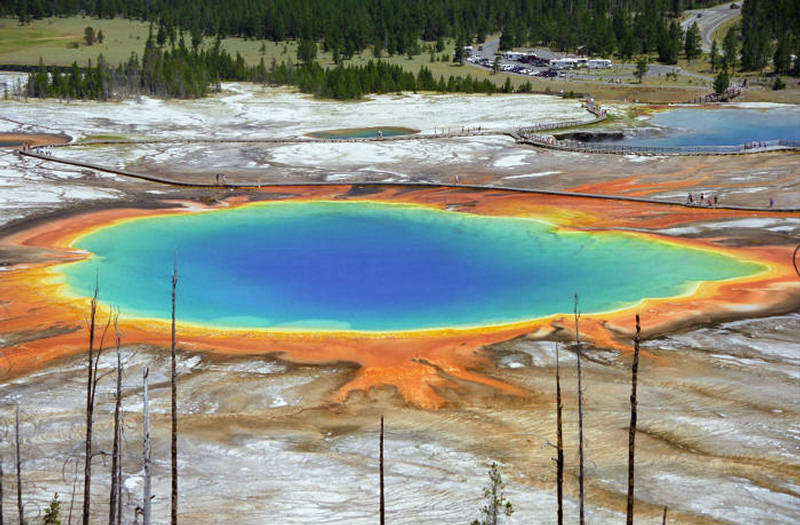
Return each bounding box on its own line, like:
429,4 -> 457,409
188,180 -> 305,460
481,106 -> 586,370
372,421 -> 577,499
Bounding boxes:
1,78 -> 799,524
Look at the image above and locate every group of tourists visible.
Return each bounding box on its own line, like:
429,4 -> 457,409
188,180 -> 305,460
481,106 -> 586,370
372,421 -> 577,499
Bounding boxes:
431,126 -> 482,136
743,141 -> 770,151
687,192 -> 718,207
215,173 -> 227,185
19,144 -> 55,157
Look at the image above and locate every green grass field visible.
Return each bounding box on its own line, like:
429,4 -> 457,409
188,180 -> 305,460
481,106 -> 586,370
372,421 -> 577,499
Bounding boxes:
0,17 -> 151,64
0,16 -> 303,66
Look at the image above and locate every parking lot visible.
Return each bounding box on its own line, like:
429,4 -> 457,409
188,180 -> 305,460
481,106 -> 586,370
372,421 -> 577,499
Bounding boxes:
463,38 -> 712,88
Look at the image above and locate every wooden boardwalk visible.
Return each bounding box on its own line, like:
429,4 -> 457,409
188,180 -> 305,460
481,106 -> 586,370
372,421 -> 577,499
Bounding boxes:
18,148 -> 800,213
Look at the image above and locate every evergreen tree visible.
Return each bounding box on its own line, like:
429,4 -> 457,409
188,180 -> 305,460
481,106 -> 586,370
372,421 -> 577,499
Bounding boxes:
619,27 -> 637,59
43,493 -> 61,525
658,20 -> 683,64
17,0 -> 32,25
684,22 -> 701,61
710,39 -> 720,72
773,37 -> 791,75
191,23 -> 204,51
722,26 -> 739,72
657,20 -> 680,64
498,27 -> 514,51
713,70 -> 730,95
453,35 -> 465,64
634,57 -> 649,83
297,39 -> 317,63
794,44 -> 800,77
84,26 -> 96,46
740,0 -> 773,71
471,463 -> 513,525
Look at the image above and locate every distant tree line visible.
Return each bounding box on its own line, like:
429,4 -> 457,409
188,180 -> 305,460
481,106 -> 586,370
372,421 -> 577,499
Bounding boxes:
25,49 -> 521,102
23,12 -> 556,102
286,62 -> 507,99
24,34 -> 234,100
4,0 -> 719,60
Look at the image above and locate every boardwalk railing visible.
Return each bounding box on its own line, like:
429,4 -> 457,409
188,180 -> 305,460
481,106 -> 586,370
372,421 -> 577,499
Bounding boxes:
518,134 -> 800,156
519,105 -> 607,135
684,87 -> 743,105
516,101 -> 800,156
15,147 -> 800,212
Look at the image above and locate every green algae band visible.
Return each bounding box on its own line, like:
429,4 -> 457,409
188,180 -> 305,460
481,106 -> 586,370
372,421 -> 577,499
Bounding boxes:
308,126 -> 418,139
60,202 -> 762,331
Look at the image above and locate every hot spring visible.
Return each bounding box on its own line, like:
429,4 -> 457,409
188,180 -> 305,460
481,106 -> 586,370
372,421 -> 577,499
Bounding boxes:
308,127 -> 418,139
58,201 -> 762,332
605,106 -> 800,148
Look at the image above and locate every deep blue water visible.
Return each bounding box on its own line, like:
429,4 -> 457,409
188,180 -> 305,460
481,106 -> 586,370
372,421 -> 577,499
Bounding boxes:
60,201 -> 761,331
616,107 -> 800,147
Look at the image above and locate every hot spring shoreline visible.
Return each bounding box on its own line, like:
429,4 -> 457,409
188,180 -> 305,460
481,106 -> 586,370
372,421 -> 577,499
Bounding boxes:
2,184 -> 799,407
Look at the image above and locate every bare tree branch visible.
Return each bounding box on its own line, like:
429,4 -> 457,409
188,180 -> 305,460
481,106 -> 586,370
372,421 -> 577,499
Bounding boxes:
170,254 -> 179,525
82,278 -> 99,525
626,314 -> 641,525
574,292 -> 585,525
379,416 -> 385,525
142,367 -> 152,525
109,311 -> 122,525
15,403 -> 23,525
555,342 -> 564,525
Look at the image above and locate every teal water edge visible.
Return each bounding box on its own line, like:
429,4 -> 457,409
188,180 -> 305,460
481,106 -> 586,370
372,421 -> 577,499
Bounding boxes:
59,201 -> 763,331
308,127 -> 418,139
616,107 -> 800,147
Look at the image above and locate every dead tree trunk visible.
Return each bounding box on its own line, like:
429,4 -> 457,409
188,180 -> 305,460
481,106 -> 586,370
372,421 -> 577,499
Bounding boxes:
379,416 -> 385,525
555,343 -> 564,525
626,314 -> 641,525
661,505 -> 668,525
1,452 -> 4,525
15,404 -> 22,525
109,316 -> 122,525
82,283 -> 98,525
116,435 -> 122,525
142,367 -> 151,525
573,293 -> 585,525
170,256 -> 179,525
68,459 -> 78,525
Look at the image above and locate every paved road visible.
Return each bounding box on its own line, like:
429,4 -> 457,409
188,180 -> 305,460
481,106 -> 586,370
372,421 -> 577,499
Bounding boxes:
682,2 -> 741,52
